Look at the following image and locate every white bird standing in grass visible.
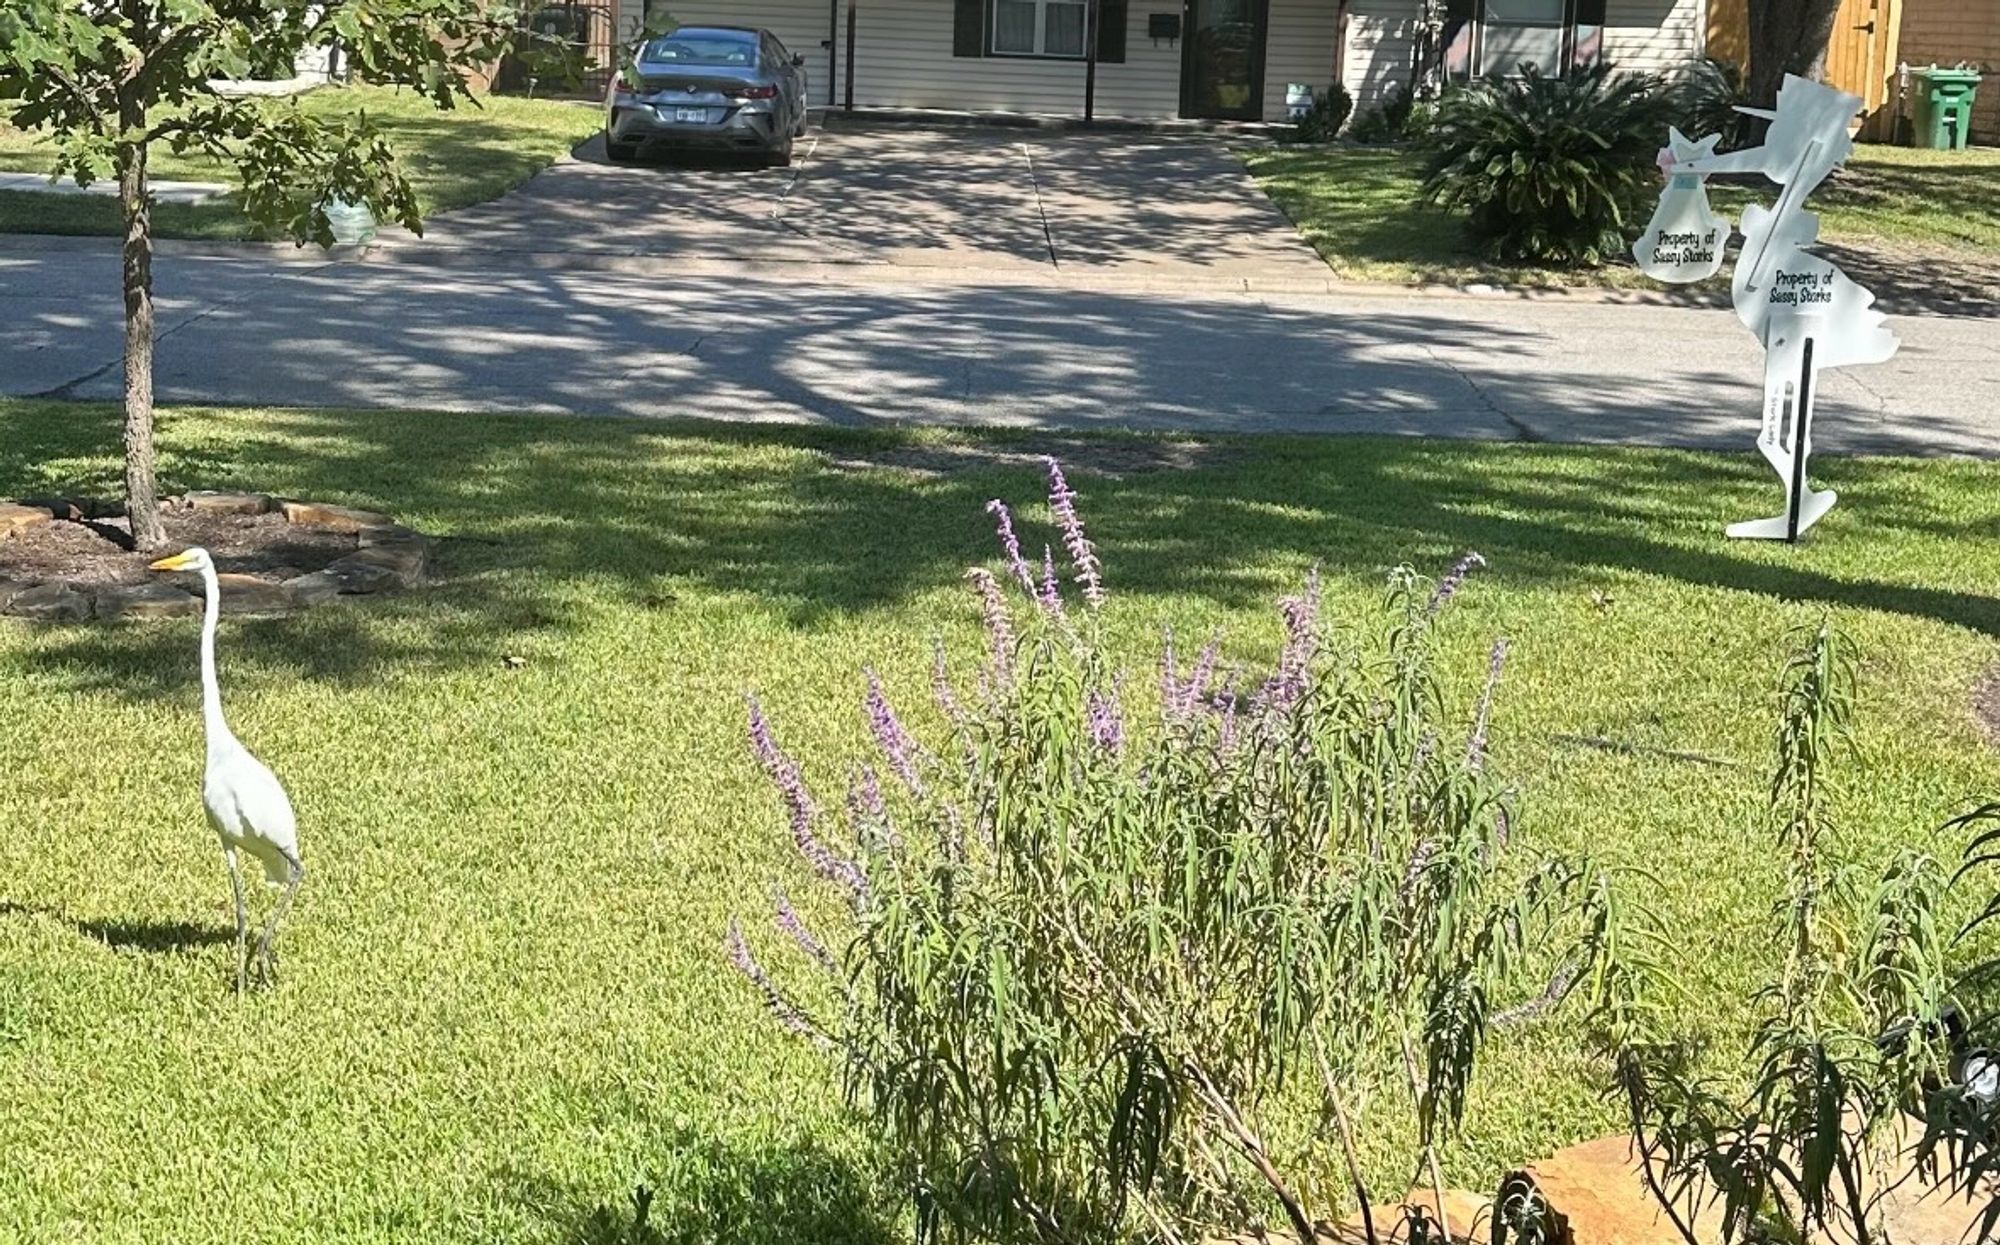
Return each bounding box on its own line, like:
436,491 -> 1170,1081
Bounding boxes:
150,547 -> 305,995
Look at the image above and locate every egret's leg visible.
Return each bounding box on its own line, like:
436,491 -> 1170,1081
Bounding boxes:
225,848 -> 248,999
253,856 -> 304,986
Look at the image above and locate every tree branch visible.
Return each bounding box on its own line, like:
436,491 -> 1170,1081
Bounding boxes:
38,65 -> 110,135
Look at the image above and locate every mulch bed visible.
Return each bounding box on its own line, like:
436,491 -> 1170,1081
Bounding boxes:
0,510 -> 352,586
0,493 -> 432,623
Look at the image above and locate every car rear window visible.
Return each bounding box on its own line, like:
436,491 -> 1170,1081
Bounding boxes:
642,33 -> 757,67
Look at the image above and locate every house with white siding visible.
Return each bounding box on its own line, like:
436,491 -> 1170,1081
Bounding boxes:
625,0 -> 1708,123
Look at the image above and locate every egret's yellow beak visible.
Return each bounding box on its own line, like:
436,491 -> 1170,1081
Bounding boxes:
148,552 -> 196,572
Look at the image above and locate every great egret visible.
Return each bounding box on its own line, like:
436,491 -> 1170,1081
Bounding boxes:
149,547 -> 305,994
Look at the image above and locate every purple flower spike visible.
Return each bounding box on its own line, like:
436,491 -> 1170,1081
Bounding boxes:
1038,545 -> 1066,618
1466,636 -> 1509,771
1162,629 -> 1222,724
986,499 -> 1036,595
800,827 -> 868,898
1087,678 -> 1126,754
1044,458 -> 1106,609
865,668 -> 924,794
1260,568 -> 1321,715
726,918 -> 828,1045
746,691 -> 785,778
773,889 -> 840,976
1492,959 -> 1577,1030
1427,551 -> 1489,617
941,803 -> 966,862
930,640 -> 963,725
1185,634 -> 1220,717
746,694 -> 867,898
847,763 -> 901,852
965,569 -> 1015,686
1214,667 -> 1243,754
848,763 -> 886,821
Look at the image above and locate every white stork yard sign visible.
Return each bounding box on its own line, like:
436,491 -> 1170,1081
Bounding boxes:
1633,75 -> 1900,542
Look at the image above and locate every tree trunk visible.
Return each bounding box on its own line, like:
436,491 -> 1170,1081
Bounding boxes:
1745,0 -> 1845,111
118,91 -> 166,552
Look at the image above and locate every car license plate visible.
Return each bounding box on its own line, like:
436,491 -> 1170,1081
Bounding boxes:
672,107 -> 708,123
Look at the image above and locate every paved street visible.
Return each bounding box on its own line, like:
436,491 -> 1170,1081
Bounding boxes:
3,120 -> 1996,455
4,240 -> 1996,455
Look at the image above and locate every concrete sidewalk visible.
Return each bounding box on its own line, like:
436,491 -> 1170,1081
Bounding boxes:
0,171 -> 228,205
3,242 -> 1995,457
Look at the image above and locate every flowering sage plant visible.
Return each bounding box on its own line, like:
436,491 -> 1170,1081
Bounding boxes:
731,460 -> 1625,1245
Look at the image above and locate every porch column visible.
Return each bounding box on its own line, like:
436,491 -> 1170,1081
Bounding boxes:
1084,0 -> 1100,122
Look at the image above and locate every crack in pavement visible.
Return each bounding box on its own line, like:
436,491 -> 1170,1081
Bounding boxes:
765,132 -> 888,264
767,133 -> 818,220
1019,142 -> 1060,272
1842,367 -> 1894,420
28,257 -> 343,399
1422,342 -> 1541,442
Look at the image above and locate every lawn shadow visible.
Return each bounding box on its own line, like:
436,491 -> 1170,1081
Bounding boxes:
75,917 -> 231,953
0,900 -> 230,953
3,403 -> 1996,707
507,1127 -> 897,1245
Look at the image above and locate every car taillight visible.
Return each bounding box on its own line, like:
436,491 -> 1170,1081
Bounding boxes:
727,84 -> 779,100
612,72 -> 642,97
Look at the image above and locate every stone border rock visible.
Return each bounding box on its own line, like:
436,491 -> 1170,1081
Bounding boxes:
0,491 -> 433,624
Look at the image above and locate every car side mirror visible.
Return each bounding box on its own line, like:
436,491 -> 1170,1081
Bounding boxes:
793,53 -> 806,66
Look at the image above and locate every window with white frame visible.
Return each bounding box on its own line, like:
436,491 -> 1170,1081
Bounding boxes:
1479,0 -> 1564,75
1440,0 -> 1605,81
993,0 -> 1088,57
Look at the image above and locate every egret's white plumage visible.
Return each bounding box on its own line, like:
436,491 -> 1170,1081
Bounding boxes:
150,547 -> 304,993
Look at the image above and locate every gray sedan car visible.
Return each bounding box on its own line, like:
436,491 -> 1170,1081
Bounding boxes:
604,26 -> 811,167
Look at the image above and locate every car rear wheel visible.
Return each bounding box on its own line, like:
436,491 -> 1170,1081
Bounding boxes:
766,133 -> 794,168
604,132 -> 640,163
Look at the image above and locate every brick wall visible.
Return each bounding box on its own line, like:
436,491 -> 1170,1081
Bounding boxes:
1898,0 -> 2000,143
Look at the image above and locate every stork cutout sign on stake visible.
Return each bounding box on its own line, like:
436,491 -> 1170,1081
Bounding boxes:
1632,75 -> 1900,541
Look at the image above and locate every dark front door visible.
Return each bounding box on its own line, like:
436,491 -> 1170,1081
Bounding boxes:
1180,0 -> 1267,120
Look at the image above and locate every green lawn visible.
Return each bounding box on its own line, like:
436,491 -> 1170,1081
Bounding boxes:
1245,143 -> 2000,288
1,400 -> 1997,1242
0,86 -> 602,240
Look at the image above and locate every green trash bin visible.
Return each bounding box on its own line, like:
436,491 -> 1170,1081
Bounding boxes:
1912,66 -> 1982,151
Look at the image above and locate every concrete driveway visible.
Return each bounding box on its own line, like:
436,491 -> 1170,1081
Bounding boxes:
403,123 -> 1330,282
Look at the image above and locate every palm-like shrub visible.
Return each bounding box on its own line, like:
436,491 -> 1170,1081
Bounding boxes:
1419,63 -> 1674,266
731,463 -> 1628,1245
1672,56 -> 1753,152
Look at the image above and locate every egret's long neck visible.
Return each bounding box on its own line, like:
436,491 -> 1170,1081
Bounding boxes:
197,564 -> 229,752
